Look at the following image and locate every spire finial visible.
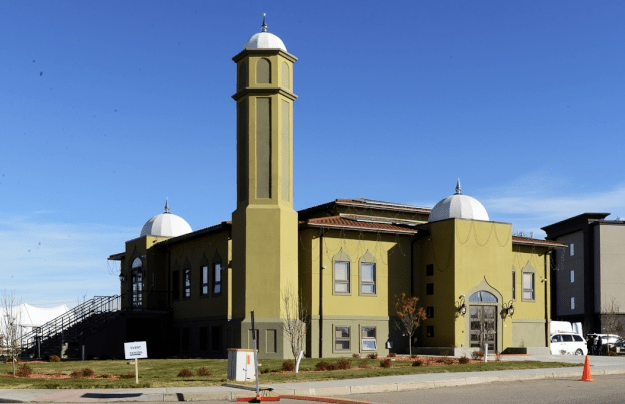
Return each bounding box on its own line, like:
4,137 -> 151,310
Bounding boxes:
261,13 -> 268,32
164,198 -> 170,214
455,178 -> 462,195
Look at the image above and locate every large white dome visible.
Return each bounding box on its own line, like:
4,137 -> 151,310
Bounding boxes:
428,180 -> 489,223
140,201 -> 192,238
243,15 -> 287,51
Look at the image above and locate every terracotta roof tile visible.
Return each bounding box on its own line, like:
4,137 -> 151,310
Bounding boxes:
512,235 -> 565,248
303,216 -> 418,234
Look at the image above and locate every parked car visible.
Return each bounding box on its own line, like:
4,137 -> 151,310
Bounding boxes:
550,333 -> 587,355
586,334 -> 621,345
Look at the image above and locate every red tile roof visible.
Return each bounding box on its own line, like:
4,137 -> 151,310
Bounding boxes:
512,235 -> 565,248
303,216 -> 418,234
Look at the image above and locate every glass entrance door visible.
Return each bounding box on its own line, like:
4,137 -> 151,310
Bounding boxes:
470,305 -> 497,352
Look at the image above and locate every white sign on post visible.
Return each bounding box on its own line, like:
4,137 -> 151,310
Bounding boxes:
124,341 -> 147,384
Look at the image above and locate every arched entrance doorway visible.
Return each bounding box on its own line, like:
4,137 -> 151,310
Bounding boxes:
469,291 -> 498,352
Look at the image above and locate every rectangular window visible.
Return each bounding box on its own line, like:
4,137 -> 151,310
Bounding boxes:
522,272 -> 534,300
571,297 -> 575,310
426,283 -> 434,295
360,262 -> 376,294
335,326 -> 350,351
211,326 -> 221,351
512,271 -> 516,300
361,326 -> 376,351
426,264 -> 434,276
334,261 -> 350,293
570,243 -> 575,256
199,327 -> 208,351
173,270 -> 180,300
426,326 -> 434,337
213,263 -> 222,296
570,270 -> 574,283
426,306 -> 434,318
201,265 -> 209,296
184,269 -> 191,298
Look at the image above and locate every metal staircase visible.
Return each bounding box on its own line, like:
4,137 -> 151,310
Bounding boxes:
20,295 -> 122,359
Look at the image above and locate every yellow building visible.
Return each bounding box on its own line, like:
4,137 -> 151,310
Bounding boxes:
109,19 -> 563,359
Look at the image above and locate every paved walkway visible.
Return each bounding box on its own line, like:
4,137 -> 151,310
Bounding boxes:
1,355 -> 624,403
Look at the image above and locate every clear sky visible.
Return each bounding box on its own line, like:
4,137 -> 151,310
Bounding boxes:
1,1 -> 624,308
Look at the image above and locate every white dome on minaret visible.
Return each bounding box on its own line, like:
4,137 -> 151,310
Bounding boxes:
428,179 -> 489,223
243,14 -> 287,51
140,200 -> 193,238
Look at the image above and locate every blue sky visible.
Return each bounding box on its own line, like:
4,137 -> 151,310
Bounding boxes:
1,1 -> 624,307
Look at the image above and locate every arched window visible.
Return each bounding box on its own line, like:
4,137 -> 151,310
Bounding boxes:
257,58 -> 271,83
469,291 -> 498,303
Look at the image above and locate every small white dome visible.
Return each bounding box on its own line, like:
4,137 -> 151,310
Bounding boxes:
428,180 -> 489,223
244,15 -> 287,52
140,201 -> 192,238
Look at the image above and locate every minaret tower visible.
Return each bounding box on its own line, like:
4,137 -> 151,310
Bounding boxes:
231,16 -> 298,358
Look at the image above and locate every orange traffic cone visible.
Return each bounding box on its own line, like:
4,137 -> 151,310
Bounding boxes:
579,355 -> 594,382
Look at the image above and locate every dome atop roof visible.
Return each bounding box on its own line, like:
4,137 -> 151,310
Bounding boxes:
428,179 -> 489,223
243,14 -> 287,52
140,200 -> 192,238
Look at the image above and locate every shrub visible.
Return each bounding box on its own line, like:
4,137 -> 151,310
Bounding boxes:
282,360 -> 295,371
177,369 -> 194,377
100,374 -> 111,379
608,351 -> 617,357
327,363 -> 339,371
261,367 -> 271,374
359,359 -> 370,368
471,350 -> 484,360
120,373 -> 136,379
388,352 -> 397,357
412,359 -> 424,367
17,364 -> 32,377
48,355 -> 61,363
315,361 -> 330,371
81,368 -> 94,377
197,367 -> 211,376
458,356 -> 470,364
70,370 -> 83,379
366,353 -> 378,359
337,359 -> 351,370
352,353 -> 360,359
380,359 -> 392,368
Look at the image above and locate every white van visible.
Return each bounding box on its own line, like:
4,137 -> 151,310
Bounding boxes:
550,333 -> 587,355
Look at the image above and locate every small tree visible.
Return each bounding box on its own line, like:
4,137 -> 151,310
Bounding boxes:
601,296 -> 624,337
282,286 -> 309,359
1,290 -> 22,376
394,293 -> 426,357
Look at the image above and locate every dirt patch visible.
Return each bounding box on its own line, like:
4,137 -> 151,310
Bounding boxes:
1,372 -> 121,380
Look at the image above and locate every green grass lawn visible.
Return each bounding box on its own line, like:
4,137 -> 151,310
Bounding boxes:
0,357 -> 579,389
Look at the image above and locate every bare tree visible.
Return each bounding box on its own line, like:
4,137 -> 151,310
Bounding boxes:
394,293 -> 427,357
282,286 -> 309,359
1,290 -> 22,376
601,296 -> 623,337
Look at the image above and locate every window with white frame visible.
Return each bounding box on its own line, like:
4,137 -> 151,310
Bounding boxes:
571,297 -> 575,310
334,261 -> 350,293
522,272 -> 534,300
213,262 -> 222,295
570,270 -> 574,283
360,262 -> 376,294
335,326 -> 350,351
201,265 -> 209,296
570,243 -> 575,256
361,326 -> 376,351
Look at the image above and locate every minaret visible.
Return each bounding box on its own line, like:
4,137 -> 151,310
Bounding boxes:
231,16 -> 298,358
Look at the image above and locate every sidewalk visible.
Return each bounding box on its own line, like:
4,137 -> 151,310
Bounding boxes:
2,355 -> 624,403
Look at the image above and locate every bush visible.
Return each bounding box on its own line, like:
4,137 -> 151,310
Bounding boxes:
197,367 -> 212,376
471,350 -> 484,360
366,353 -> 378,359
459,356 -> 470,364
608,351 -> 617,356
178,369 -> 194,377
437,358 -> 453,365
412,359 -> 424,367
359,359 -> 370,368
388,352 -> 397,357
17,364 -> 33,377
315,361 -> 330,371
327,363 -> 339,371
282,360 -> 295,371
261,367 -> 271,374
380,359 -> 392,368
70,370 -> 83,379
352,353 -> 360,359
337,359 -> 351,370
81,368 -> 94,377
48,355 -> 61,362
120,373 -> 136,379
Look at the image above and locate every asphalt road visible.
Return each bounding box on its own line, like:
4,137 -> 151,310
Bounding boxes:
157,374 -> 625,404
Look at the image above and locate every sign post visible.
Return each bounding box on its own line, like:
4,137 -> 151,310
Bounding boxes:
124,341 -> 148,384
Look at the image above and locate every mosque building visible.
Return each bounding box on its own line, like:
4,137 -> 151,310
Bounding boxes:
109,18 -> 564,359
